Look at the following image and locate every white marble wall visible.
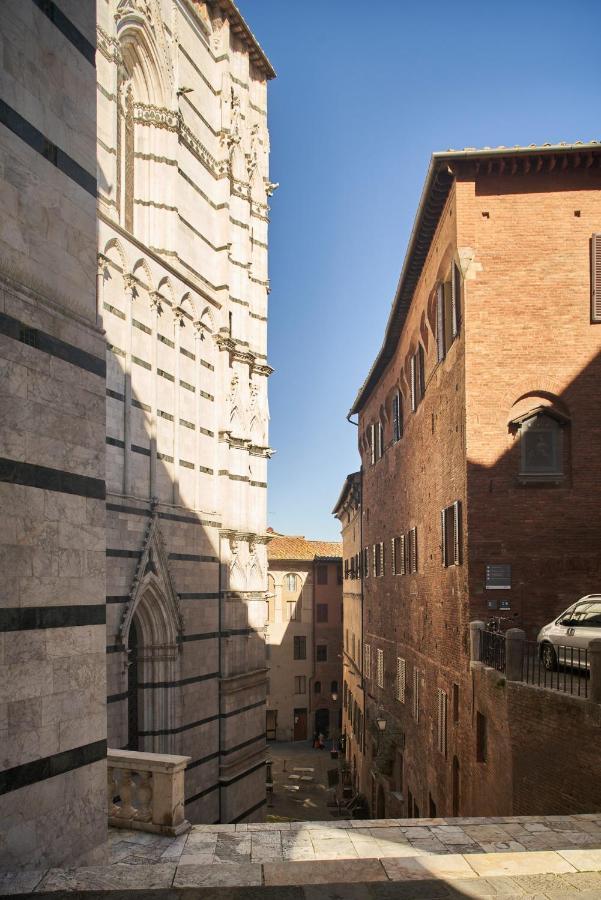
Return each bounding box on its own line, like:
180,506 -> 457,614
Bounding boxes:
98,0 -> 274,824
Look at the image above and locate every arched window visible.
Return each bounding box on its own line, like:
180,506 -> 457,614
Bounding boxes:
285,573 -> 298,592
330,680 -> 339,695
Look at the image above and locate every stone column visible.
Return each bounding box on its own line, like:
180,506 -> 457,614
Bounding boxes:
589,639 -> 601,703
172,307 -> 184,506
504,628 -> 526,681
123,274 -> 136,496
96,253 -> 107,328
149,291 -> 162,499
469,620 -> 485,662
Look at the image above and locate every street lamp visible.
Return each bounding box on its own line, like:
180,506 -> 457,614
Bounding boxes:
376,713 -> 387,733
331,690 -> 338,703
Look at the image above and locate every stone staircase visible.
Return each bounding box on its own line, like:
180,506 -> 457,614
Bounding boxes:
3,814 -> 601,897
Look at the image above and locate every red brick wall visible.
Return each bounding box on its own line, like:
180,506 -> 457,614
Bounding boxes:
356,159 -> 601,819
460,168 -> 601,637
471,664 -> 601,816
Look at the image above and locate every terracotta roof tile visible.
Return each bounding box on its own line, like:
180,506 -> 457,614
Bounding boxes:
267,534 -> 342,561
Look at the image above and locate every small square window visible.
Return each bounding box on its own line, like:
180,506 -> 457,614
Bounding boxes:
316,644 -> 328,662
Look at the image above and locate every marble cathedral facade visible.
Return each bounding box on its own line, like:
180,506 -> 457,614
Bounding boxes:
97,0 -> 275,824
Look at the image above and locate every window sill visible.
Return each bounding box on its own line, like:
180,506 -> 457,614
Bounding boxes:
517,473 -> 565,486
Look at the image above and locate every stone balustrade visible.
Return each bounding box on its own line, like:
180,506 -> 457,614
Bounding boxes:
107,749 -> 191,836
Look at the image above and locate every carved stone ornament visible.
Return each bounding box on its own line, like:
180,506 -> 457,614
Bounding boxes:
120,501 -> 184,644
149,290 -> 163,314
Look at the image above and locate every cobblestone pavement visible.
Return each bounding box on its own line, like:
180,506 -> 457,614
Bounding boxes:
3,815 -> 601,896
266,739 -> 342,822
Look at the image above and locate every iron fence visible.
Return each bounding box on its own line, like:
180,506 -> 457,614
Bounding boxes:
480,630 -> 506,672
522,641 -> 589,698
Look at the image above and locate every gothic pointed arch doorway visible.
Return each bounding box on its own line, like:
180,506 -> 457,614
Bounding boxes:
123,578 -> 181,754
121,509 -> 183,754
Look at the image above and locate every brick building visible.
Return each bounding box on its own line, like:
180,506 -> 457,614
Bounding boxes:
346,142 -> 601,819
332,473 -> 366,790
265,534 -> 342,743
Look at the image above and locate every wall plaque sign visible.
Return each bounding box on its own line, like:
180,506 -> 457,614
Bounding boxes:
485,564 -> 511,590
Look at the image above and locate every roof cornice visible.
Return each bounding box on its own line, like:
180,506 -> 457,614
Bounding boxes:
208,0 -> 275,79
349,141 -> 601,416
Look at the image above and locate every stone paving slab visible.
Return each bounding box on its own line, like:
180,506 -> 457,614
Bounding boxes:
3,815 -> 601,895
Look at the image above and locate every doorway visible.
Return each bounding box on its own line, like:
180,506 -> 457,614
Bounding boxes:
266,709 -> 277,741
293,707 -> 307,741
376,783 -> 386,818
314,707 -> 330,738
127,618 -> 139,750
452,756 -> 460,817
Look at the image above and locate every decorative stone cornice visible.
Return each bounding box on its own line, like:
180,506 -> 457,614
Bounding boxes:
220,530 -> 270,544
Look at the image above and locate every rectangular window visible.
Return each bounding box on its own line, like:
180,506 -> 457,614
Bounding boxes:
364,546 -> 370,579
287,600 -> 298,621
316,603 -> 328,623
436,283 -> 445,362
412,668 -> 420,722
409,527 -> 418,574
392,391 -> 403,442
441,501 -> 462,567
344,559 -> 349,580
364,643 -> 371,680
376,649 -> 384,688
452,261 -> 462,338
476,711 -> 487,762
592,232 -> 601,323
369,423 -> 375,465
316,644 -> 328,662
437,688 -> 448,756
294,675 -> 306,694
396,657 -> 406,703
410,354 -> 417,412
316,565 -> 328,585
293,636 -> 306,660
452,683 -> 459,724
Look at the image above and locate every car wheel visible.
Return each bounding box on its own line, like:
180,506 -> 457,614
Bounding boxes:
541,643 -> 557,671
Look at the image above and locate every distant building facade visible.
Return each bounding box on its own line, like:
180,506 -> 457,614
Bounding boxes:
265,535 -> 342,742
97,0 -> 275,825
332,473 -> 366,792
345,143 -> 601,819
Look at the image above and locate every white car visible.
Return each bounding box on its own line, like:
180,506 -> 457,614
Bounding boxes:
537,595 -> 601,671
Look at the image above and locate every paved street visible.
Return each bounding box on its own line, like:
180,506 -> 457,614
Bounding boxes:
266,740 -> 341,822
4,814 -> 601,896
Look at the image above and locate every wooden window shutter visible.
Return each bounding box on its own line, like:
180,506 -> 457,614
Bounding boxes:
391,537 -> 396,574
592,234 -> 601,323
400,533 -> 406,575
412,668 -> 420,721
380,541 -> 385,576
418,345 -> 425,400
452,262 -> 462,337
377,649 -> 384,688
441,508 -> 447,567
410,355 -> 416,411
436,284 -> 445,362
397,657 -> 406,703
453,500 -> 462,565
437,689 -> 448,755
410,527 -> 417,573
372,544 -> 377,577
370,424 -> 375,464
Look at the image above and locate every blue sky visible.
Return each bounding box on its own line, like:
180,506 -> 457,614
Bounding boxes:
238,0 -> 600,541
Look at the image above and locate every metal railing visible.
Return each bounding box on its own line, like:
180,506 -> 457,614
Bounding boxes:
522,642 -> 589,698
480,629 -> 506,672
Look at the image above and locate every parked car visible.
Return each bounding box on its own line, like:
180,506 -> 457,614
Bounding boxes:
537,595 -> 601,670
